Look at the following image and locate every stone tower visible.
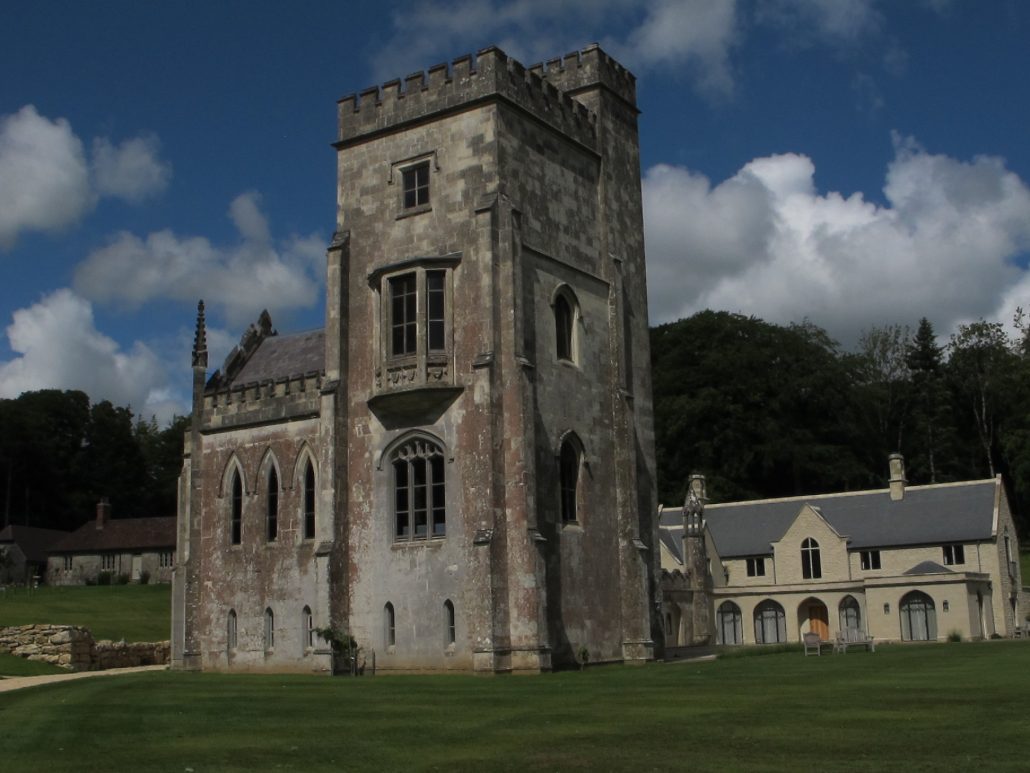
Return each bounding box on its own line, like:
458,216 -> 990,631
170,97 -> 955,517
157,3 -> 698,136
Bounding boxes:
173,44 -> 659,673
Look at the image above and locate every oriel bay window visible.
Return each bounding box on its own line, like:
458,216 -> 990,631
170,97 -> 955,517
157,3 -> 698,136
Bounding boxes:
370,255 -> 460,396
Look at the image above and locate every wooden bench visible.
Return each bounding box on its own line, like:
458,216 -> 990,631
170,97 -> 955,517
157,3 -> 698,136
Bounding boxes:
834,630 -> 876,653
803,632 -> 833,656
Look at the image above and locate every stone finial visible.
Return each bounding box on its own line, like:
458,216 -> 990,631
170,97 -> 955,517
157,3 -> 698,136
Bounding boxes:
889,453 -> 906,501
684,473 -> 707,535
192,300 -> 208,369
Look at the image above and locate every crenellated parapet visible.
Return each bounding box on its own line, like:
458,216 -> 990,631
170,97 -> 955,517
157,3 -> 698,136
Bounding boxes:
200,370 -> 323,431
532,44 -> 637,110
337,45 -> 623,152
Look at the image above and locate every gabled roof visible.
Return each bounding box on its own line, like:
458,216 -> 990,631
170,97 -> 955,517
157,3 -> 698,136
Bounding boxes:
658,525 -> 683,565
0,525 -> 69,562
698,479 -> 998,558
229,329 -> 325,387
904,560 -> 952,575
49,517 -> 176,554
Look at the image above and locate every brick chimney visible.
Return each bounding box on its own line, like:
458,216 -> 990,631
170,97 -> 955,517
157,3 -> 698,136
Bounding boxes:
96,497 -> 111,530
888,454 -> 906,501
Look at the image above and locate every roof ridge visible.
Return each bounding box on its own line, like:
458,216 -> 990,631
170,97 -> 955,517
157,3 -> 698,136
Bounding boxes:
705,477 -> 997,510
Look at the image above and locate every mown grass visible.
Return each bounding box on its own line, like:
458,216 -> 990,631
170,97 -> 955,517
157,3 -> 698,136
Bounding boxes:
1,640 -> 1028,771
0,584 -> 170,642
0,652 -> 67,677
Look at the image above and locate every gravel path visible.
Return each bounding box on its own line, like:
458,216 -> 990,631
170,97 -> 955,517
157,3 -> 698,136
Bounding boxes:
0,664 -> 166,694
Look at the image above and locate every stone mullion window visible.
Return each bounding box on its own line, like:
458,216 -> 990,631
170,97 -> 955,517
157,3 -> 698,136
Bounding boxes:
392,438 -> 446,542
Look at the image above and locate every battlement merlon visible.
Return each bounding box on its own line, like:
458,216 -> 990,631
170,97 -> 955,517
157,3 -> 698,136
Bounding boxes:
335,45 -> 633,150
534,44 -> 638,111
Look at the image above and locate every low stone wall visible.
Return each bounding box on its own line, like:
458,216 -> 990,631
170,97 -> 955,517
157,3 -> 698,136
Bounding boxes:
0,624 -> 169,672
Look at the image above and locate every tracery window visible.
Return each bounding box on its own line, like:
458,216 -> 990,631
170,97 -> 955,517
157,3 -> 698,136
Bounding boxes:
392,437 -> 446,541
801,538 -> 822,579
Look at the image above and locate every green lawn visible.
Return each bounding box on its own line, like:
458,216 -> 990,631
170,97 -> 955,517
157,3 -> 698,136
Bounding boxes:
0,584 -> 170,642
1,641 -> 1028,771
0,652 -> 67,677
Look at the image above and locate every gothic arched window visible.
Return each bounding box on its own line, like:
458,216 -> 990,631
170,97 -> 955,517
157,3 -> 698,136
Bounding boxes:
559,438 -> 581,524
266,466 -> 279,542
303,459 -> 316,540
230,470 -> 243,545
553,287 -> 579,364
385,602 -> 396,647
392,437 -> 446,541
801,538 -> 822,579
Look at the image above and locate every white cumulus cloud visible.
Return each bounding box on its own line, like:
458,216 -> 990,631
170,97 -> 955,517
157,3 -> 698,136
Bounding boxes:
643,137 -> 1030,343
92,134 -> 172,203
0,106 -> 93,249
0,105 -> 172,249
0,289 -> 180,419
73,192 -> 324,327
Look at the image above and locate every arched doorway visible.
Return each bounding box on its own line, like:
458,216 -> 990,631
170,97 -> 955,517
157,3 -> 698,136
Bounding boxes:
754,600 -> 786,644
799,598 -> 830,640
900,591 -> 937,641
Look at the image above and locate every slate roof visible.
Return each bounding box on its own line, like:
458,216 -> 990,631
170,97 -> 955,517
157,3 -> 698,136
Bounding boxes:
227,329 -> 325,388
0,525 -> 69,563
658,522 -> 684,565
49,517 -> 176,554
697,479 -> 998,558
904,560 -> 953,575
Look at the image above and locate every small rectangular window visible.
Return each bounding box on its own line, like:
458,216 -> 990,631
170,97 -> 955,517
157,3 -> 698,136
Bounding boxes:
943,544 -> 965,565
63,555 -> 72,571
101,554 -> 116,571
402,162 -> 430,209
860,550 -> 881,570
746,558 -> 766,577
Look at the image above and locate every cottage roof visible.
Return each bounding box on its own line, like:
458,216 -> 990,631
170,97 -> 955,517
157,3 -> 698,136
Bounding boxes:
904,560 -> 953,575
49,517 -> 176,554
0,525 -> 69,563
698,479 -> 998,558
227,329 -> 325,387
658,524 -> 683,565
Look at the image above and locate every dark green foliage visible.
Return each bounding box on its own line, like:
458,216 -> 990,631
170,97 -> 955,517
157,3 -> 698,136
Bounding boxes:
651,311 -> 867,505
0,390 -> 187,531
652,311 -> 1030,535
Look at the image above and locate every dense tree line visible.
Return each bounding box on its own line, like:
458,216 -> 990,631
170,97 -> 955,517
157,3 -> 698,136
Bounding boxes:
0,390 -> 187,531
652,311 -> 1030,536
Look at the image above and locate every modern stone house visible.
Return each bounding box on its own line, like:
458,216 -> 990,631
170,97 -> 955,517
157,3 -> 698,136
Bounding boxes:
0,524 -> 67,585
173,45 -> 660,673
46,500 -> 176,586
660,456 -> 1024,646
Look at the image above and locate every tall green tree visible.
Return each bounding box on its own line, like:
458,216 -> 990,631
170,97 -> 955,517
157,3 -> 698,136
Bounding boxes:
905,318 -> 953,483
853,324 -> 911,467
947,320 -> 1017,478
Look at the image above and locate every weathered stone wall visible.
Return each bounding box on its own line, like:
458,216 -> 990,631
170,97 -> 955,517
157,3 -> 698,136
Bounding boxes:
0,624 -> 169,671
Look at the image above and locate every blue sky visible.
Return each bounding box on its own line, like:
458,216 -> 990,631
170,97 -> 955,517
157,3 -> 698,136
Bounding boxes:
2,1 -> 1029,421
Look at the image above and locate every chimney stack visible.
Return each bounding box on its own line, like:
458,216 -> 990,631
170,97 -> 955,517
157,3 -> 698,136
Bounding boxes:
96,497 -> 111,529
888,454 -> 906,501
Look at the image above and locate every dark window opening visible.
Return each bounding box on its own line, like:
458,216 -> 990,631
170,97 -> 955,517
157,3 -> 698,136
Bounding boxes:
746,557 -> 766,577
402,162 -> 430,209
943,544 -> 965,565
445,599 -> 456,646
427,270 -> 446,352
555,294 -> 573,361
559,439 -> 580,523
860,550 -> 881,570
801,538 -> 822,579
266,467 -> 279,542
303,461 -> 316,540
385,602 -> 396,647
230,471 -> 242,545
393,437 -> 446,541
390,273 -> 418,357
